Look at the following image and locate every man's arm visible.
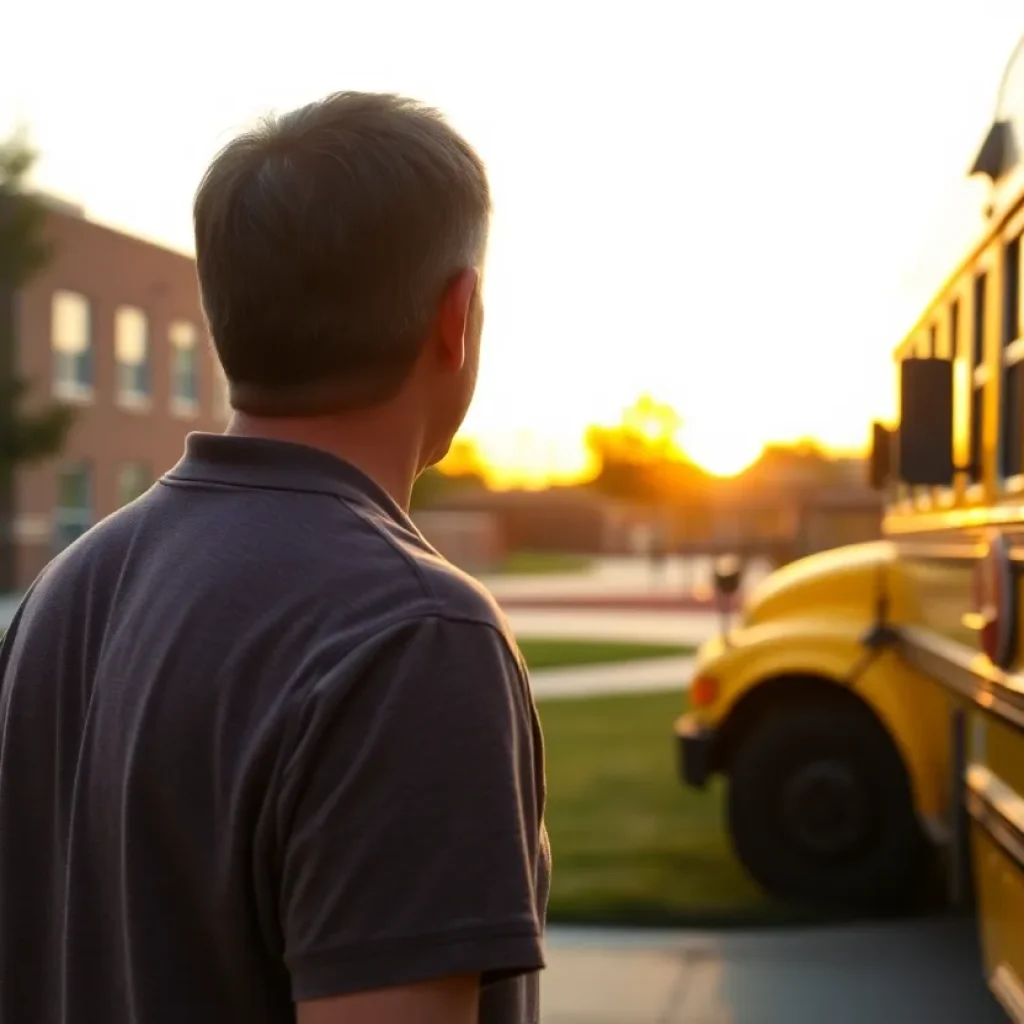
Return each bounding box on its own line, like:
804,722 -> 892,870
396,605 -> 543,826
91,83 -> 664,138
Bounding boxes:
276,612 -> 545,1008
297,974 -> 479,1024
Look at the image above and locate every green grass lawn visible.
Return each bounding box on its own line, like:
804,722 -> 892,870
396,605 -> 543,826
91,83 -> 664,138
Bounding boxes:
517,638 -> 693,672
540,690 -> 809,927
497,550 -> 595,576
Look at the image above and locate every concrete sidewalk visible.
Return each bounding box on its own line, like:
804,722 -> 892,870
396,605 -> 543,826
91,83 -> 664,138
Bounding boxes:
531,655 -> 695,701
479,555 -> 773,605
507,608 -> 720,647
541,918 -> 1004,1023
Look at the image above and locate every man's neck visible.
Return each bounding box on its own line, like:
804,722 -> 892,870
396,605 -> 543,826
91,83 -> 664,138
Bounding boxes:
226,411 -> 423,511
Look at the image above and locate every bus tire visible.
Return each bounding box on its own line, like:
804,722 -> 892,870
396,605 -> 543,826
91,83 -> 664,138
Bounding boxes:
726,700 -> 929,910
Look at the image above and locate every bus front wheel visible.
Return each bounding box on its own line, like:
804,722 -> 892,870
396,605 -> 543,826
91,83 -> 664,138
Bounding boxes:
726,700 -> 929,910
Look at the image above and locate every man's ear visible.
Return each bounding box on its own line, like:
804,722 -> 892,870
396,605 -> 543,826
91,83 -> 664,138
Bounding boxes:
433,268 -> 480,372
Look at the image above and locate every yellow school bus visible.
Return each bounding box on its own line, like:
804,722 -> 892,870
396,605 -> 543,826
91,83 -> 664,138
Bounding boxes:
884,36 -> 1024,1019
676,38 -> 1024,970
674,533 -> 950,910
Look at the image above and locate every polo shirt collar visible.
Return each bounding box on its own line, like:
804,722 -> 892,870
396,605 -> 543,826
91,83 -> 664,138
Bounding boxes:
165,433 -> 411,526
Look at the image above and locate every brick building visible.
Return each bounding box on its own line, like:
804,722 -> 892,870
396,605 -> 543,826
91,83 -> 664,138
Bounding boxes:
7,199 -> 228,588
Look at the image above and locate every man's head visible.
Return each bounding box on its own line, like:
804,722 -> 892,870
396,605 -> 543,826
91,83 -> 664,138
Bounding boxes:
194,92 -> 490,464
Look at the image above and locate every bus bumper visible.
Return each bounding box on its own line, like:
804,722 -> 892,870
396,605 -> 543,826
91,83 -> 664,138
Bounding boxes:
674,714 -> 716,789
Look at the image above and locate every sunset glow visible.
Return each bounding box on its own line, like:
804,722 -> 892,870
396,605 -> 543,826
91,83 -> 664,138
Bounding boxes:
469,433 -> 601,491
681,428 -> 764,479
4,1 -> 1023,486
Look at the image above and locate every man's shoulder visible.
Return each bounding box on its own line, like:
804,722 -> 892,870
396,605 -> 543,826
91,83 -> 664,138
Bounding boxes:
28,504 -> 140,595
411,546 -> 510,634
14,485 -> 514,669
346,501 -> 509,633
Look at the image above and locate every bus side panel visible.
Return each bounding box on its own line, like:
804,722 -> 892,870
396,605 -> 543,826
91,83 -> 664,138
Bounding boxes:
972,828 -> 1024,1018
854,651 -> 951,824
968,711 -> 1024,1019
986,712 -> 1024,800
896,549 -> 977,645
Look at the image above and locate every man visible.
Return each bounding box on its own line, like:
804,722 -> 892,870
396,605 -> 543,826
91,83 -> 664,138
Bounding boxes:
0,92 -> 549,1024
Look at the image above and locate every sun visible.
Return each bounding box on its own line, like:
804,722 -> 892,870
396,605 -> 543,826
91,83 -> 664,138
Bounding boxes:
683,427 -> 764,478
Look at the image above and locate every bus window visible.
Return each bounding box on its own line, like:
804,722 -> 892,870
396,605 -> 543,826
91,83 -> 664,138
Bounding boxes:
1000,235 -> 1024,482
915,326 -> 936,358
970,272 -> 988,483
951,299 -> 966,485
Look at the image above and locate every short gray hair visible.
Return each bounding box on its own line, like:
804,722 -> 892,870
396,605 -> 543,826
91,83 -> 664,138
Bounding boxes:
194,91 -> 491,415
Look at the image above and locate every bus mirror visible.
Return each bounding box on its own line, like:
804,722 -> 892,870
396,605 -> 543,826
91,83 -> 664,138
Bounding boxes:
868,422 -> 893,490
896,358 -> 955,487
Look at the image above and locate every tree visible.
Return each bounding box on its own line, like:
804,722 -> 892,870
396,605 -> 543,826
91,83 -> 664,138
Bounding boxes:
740,438 -> 853,491
585,395 -> 707,506
0,131 -> 75,589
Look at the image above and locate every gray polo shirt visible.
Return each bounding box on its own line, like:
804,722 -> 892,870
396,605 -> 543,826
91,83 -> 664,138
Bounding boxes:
0,434 -> 549,1024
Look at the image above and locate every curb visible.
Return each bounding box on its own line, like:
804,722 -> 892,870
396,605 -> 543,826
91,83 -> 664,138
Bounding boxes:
498,595 -> 736,613
531,655 -> 695,701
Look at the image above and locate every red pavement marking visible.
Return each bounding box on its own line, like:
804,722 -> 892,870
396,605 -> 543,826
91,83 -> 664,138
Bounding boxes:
497,593 -> 738,612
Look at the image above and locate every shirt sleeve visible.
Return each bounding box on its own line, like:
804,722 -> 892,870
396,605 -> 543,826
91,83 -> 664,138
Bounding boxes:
276,613 -> 547,1002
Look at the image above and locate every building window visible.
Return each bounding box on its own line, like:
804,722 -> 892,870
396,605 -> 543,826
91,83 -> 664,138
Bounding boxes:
115,306 -> 150,407
169,321 -> 200,415
1001,236 -> 1024,481
51,291 -> 93,400
118,462 -> 151,506
53,462 -> 93,552
951,298 -> 963,477
950,300 -> 960,362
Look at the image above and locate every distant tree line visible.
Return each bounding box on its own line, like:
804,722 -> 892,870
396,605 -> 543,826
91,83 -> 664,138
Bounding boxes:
413,393 -> 859,513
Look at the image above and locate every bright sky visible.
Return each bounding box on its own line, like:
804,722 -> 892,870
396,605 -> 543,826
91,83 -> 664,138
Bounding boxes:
3,1 -> 1024,483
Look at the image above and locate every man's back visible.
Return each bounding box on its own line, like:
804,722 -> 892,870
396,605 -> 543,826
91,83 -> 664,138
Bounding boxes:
0,435 -> 549,1023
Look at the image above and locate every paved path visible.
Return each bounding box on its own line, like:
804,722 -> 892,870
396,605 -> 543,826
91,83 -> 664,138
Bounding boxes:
507,608 -> 720,647
541,918 -> 1004,1023
501,594 -> 724,612
479,555 -> 773,604
531,655 -> 695,701
512,607 -> 709,700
